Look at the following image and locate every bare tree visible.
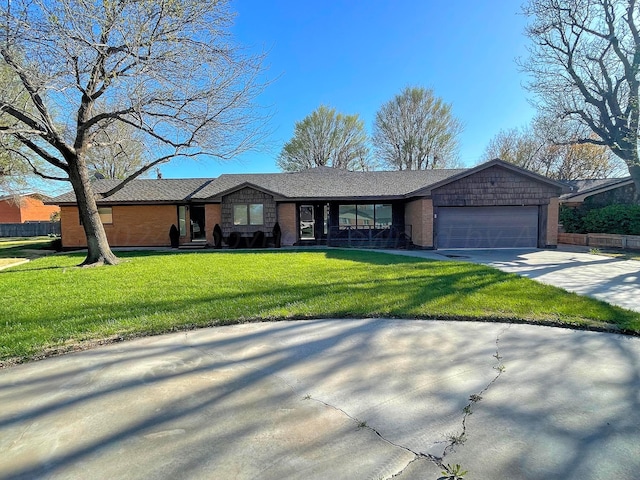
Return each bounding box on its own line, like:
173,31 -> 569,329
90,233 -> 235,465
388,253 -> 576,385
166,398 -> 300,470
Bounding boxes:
85,121 -> 149,180
0,0 -> 269,265
521,0 -> 640,197
372,86 -> 462,170
277,105 -> 372,172
0,63 -> 31,192
482,118 -> 624,179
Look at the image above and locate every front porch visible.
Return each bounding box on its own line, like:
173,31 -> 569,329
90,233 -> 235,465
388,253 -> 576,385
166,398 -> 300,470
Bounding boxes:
294,201 -> 412,249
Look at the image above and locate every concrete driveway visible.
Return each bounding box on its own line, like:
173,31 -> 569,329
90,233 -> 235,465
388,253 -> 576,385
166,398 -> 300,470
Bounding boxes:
382,248 -> 640,313
1,319 -> 639,480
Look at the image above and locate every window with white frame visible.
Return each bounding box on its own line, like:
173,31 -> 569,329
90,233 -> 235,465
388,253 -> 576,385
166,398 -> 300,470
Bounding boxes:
233,204 -> 264,226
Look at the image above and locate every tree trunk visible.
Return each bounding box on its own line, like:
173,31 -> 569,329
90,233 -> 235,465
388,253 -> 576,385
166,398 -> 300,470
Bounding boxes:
68,156 -> 120,266
628,162 -> 640,204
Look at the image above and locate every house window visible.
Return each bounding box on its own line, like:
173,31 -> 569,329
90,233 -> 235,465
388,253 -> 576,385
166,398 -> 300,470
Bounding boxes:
357,204 -> 374,226
98,207 -> 113,224
233,204 -> 264,226
78,206 -> 113,225
338,204 -> 392,228
375,204 -> 392,227
178,206 -> 187,236
338,205 -> 357,226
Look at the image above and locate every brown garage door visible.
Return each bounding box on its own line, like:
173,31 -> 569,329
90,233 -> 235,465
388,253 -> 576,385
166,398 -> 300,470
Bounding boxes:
436,206 -> 538,249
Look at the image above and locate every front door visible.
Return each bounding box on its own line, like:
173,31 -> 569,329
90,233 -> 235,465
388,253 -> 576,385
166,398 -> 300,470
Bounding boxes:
190,205 -> 206,241
299,205 -> 315,240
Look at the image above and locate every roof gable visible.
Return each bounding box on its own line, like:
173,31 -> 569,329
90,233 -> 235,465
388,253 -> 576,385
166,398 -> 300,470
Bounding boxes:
412,159 -> 567,196
560,177 -> 633,202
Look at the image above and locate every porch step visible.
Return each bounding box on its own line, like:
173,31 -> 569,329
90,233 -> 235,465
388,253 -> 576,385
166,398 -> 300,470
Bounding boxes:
179,242 -> 208,250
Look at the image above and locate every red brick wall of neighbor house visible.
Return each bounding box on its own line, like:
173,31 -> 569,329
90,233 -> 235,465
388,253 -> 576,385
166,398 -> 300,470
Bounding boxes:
205,203 -> 222,244
0,196 -> 59,223
277,203 -> 297,246
404,198 -> 434,248
60,205 -> 179,248
20,196 -> 60,222
0,200 -> 21,223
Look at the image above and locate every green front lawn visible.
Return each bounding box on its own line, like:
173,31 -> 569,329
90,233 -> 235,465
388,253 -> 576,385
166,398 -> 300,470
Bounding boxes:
0,236 -> 56,260
1,249 -> 637,364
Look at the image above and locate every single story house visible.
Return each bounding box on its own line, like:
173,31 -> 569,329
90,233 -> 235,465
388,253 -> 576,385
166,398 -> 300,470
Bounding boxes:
49,159 -> 565,250
560,176 -> 635,208
0,193 -> 60,223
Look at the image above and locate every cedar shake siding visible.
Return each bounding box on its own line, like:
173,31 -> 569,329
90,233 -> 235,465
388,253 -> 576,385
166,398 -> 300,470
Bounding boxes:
431,165 -> 559,207
221,187 -> 276,236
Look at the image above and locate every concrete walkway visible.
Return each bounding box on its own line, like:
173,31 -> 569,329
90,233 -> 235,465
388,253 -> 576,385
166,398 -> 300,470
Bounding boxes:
1,319 -> 639,479
377,247 -> 640,312
0,259 -> 29,271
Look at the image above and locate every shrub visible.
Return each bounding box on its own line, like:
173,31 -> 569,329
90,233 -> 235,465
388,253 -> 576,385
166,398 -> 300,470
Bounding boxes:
583,204 -> 640,235
272,222 -> 282,248
51,238 -> 63,252
250,230 -> 265,248
227,231 -> 243,249
559,206 -> 587,233
213,224 -> 223,249
169,224 -> 180,248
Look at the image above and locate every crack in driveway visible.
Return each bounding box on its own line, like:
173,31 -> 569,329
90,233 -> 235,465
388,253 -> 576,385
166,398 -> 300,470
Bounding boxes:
302,326 -> 509,479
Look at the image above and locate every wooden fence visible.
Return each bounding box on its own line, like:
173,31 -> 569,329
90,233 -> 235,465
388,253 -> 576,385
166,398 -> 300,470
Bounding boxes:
0,221 -> 60,237
558,232 -> 640,250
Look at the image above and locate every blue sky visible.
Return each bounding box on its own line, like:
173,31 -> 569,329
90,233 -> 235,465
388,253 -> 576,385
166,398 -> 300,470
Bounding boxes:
161,2 -> 535,179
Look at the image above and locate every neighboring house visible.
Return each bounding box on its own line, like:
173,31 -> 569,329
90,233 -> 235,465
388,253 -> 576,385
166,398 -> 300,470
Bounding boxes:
48,159 -> 565,250
559,177 -> 635,208
0,193 -> 60,224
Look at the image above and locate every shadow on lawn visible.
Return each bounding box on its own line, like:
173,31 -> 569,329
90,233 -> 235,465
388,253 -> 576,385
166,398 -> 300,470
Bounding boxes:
1,319 -> 639,479
4,257 -> 636,366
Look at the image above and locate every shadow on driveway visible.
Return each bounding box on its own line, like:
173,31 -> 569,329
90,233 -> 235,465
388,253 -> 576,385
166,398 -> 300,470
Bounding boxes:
1,319 -> 639,479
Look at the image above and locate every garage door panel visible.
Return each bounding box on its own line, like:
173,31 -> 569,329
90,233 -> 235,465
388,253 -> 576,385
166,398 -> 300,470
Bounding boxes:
437,206 -> 538,249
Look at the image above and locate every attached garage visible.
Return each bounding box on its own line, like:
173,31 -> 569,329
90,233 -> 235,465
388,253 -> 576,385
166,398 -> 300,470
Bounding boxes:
436,206 -> 539,249
423,160 -> 565,250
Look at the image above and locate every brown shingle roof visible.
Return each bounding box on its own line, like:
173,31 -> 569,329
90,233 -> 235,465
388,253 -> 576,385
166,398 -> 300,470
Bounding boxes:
50,168 -> 468,204
50,160 -> 564,205
51,178 -> 213,204
193,167 -> 468,200
559,177 -> 631,200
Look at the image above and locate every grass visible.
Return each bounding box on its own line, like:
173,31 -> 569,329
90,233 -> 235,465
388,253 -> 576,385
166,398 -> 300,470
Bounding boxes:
1,249 -> 638,364
591,249 -> 640,261
0,236 -> 57,261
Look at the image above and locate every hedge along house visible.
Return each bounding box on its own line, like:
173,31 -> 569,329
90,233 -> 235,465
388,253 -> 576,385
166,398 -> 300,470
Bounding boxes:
49,159 -> 565,250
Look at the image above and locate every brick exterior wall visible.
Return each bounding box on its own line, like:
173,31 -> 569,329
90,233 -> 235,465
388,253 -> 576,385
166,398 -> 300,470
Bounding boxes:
204,203 -> 222,244
432,166 -> 559,207
60,204 -> 180,248
0,196 -> 59,223
221,187 -> 276,236
404,198 -> 433,248
0,201 -> 21,223
546,198 -> 559,246
277,203 -> 297,246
